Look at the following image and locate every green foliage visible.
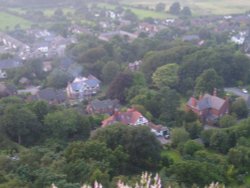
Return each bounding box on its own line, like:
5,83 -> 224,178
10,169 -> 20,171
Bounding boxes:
0,104 -> 41,145
210,131 -> 230,153
92,124 -> 162,172
44,109 -> 91,141
152,64 -> 179,88
184,121 -> 202,139
219,114 -> 237,128
101,61 -> 120,84
155,3 -> 166,12
168,160 -> 225,186
231,98 -> 248,119
195,68 -> 223,95
169,2 -> 181,15
182,140 -> 204,156
46,70 -> 72,89
171,128 -> 190,147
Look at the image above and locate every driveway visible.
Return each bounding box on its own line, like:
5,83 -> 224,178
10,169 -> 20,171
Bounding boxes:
224,87 -> 250,99
17,86 -> 41,95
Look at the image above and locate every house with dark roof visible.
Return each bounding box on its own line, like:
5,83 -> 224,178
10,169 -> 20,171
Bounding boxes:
28,88 -> 67,105
66,75 -> 100,103
86,99 -> 120,115
186,92 -> 229,124
0,59 -> 23,78
0,82 -> 17,98
101,108 -> 149,127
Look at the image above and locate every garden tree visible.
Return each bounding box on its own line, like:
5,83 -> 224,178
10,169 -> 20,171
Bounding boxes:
123,9 -> 138,22
155,2 -> 166,12
171,128 -> 190,147
130,89 -> 161,118
0,105 -> 40,145
141,45 -> 197,81
228,146 -> 250,172
219,114 -> 237,128
44,109 -> 91,141
64,141 -> 127,183
101,61 -> 120,83
184,121 -> 202,139
182,140 -> 204,156
106,71 -> 134,104
78,47 -> 107,64
157,87 -> 180,123
179,46 -> 250,91
231,98 -> 248,119
91,124 -> 162,172
168,161 -> 225,186
169,2 -> 181,15
89,169 -> 110,187
181,6 -> 192,16
28,101 -> 50,123
46,69 -> 72,89
152,64 -> 179,88
195,68 -> 223,95
210,130 -> 230,153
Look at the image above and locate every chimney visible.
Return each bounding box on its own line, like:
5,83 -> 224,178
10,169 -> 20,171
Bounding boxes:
213,88 -> 217,96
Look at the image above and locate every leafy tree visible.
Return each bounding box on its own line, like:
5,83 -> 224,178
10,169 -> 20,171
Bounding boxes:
168,161 -> 225,186
106,72 -> 134,103
171,128 -> 190,147
228,146 -> 250,172
181,6 -> 192,16
210,131 -> 229,153
44,109 -> 91,141
101,61 -> 120,84
152,64 -> 179,88
169,2 -> 181,15
219,114 -> 237,128
195,68 -> 223,95
182,140 -> 204,156
1,105 -> 40,145
155,2 -> 166,12
184,121 -> 202,139
92,124 -> 162,172
46,70 -> 72,89
123,9 -> 138,22
231,98 -> 248,119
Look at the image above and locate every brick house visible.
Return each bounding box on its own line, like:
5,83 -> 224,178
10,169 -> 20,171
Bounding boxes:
186,92 -> 229,124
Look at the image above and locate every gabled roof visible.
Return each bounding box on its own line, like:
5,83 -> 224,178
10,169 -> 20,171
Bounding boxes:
90,99 -> 119,110
0,59 -> 23,69
187,94 -> 226,111
31,88 -> 66,103
102,108 -> 147,127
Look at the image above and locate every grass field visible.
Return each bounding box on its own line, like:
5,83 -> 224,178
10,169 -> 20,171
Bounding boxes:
43,8 -> 75,17
121,0 -> 250,16
0,12 -> 32,30
98,3 -> 174,19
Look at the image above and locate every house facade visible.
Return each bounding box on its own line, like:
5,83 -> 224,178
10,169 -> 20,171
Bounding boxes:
66,75 -> 100,103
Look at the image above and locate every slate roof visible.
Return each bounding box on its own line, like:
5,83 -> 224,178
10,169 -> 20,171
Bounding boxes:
90,99 -> 119,110
187,94 -> 226,111
31,88 -> 66,103
0,59 -> 23,69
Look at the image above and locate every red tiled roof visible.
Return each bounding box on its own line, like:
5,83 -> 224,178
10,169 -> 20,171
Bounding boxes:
101,108 -> 145,127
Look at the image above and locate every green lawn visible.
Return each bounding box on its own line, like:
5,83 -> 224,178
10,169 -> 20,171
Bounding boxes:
121,0 -> 250,16
0,12 -> 32,30
97,3 -> 173,19
162,149 -> 182,163
43,8 -> 75,17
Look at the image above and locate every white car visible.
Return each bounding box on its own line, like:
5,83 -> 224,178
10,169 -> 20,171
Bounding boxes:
242,88 -> 248,94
